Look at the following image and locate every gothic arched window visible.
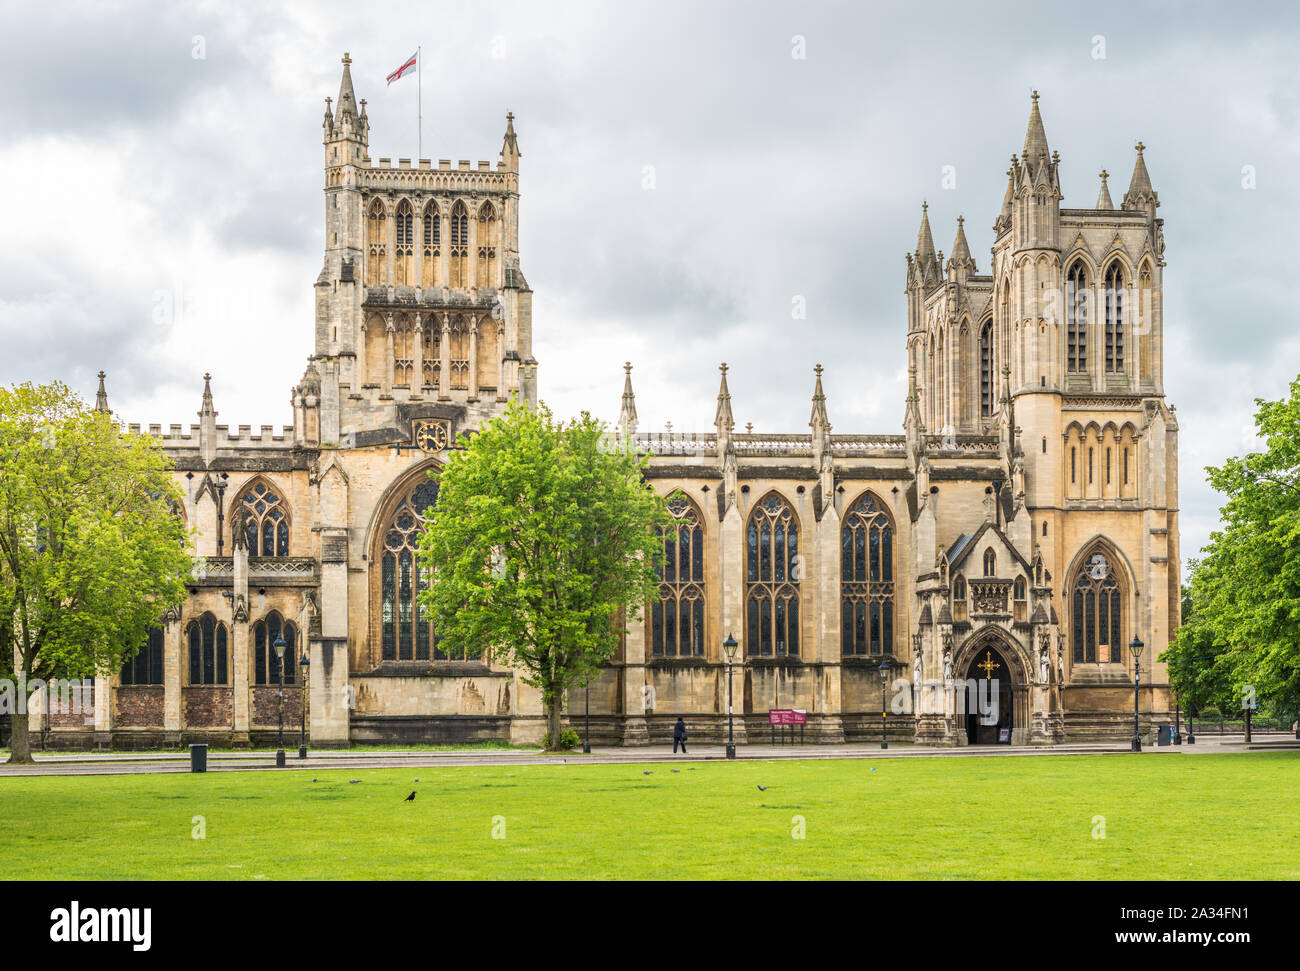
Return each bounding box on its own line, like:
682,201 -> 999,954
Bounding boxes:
476,202 -> 498,288
1066,261 -> 1088,372
421,202 -> 440,287
746,493 -> 800,657
235,479 -> 290,557
1104,262 -> 1125,373
377,477 -> 452,661
253,612 -> 298,685
449,202 -> 469,287
953,574 -> 966,601
983,548 -> 996,577
366,199 -> 387,286
121,626 -> 164,685
187,613 -> 227,685
394,200 -> 414,286
979,318 -> 994,418
651,493 -> 705,657
840,492 -> 894,656
1072,549 -> 1123,663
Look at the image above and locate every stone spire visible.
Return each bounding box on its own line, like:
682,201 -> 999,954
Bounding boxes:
198,373 -> 218,468
94,371 -> 109,414
947,216 -> 975,281
322,96 -> 333,133
1122,142 -> 1159,214
1096,169 -> 1114,209
1022,90 -> 1049,163
336,53 -> 359,124
713,362 -> 735,433
501,111 -> 521,170
617,361 -> 638,434
809,364 -> 833,474
199,372 -> 217,419
915,201 -> 938,268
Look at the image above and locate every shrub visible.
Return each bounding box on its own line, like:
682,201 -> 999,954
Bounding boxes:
542,728 -> 582,750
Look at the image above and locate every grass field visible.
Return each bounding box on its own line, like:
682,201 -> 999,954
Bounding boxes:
1,752 -> 1296,879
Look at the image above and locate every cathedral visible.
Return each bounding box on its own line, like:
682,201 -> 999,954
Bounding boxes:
41,57 -> 1179,748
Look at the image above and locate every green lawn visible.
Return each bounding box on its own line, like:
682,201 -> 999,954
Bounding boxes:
1,752 -> 1296,879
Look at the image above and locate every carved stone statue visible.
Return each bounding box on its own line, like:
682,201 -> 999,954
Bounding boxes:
913,648 -> 923,688
943,649 -> 954,685
1039,645 -> 1050,684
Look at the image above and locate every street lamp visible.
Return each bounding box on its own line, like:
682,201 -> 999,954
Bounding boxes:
298,649 -> 309,759
1129,636 -> 1144,752
273,632 -> 287,767
723,633 -> 738,759
582,679 -> 591,754
879,658 -> 891,750
1173,687 -> 1182,746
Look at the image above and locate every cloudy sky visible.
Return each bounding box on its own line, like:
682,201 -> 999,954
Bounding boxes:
2,0 -> 1298,560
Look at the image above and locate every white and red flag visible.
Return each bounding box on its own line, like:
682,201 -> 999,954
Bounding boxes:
387,51 -> 418,85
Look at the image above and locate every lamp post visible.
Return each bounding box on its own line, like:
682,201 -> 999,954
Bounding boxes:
273,632 -> 287,767
723,633 -> 738,759
298,649 -> 309,759
879,658 -> 891,750
582,680 -> 591,754
1187,707 -> 1196,745
1173,688 -> 1182,746
1129,635 -> 1144,752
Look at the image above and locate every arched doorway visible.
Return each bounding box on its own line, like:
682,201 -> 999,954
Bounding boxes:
964,645 -> 1013,744
956,629 -> 1030,745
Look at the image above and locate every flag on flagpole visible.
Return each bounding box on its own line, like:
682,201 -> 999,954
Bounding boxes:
387,51 -> 418,85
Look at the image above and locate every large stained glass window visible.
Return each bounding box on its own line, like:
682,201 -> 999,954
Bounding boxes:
187,613 -> 228,685
1072,549 -> 1122,663
650,493 -> 705,657
235,479 -> 290,557
840,493 -> 894,656
379,479 -> 454,660
746,493 -> 800,657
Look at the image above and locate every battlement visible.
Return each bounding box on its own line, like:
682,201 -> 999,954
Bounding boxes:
358,157 -> 516,194
117,422 -> 296,448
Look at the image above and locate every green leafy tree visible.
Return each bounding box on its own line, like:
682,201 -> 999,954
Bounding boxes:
418,398 -> 668,750
0,382 -> 191,763
1162,581 -> 1235,717
1166,376 -> 1300,723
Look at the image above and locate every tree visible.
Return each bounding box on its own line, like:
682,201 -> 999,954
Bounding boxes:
0,382 -> 191,762
1165,376 -> 1300,721
418,398 -> 667,750
1162,581 -> 1235,717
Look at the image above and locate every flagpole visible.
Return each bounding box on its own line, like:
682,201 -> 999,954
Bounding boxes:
417,46 -> 422,160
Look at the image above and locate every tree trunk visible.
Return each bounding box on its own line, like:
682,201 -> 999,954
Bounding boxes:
545,691 -> 563,750
8,710 -> 33,764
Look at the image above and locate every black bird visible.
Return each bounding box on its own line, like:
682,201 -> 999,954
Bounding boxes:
643,770 -> 652,775
671,769 -> 680,773
404,791 -> 416,802
757,785 -> 768,791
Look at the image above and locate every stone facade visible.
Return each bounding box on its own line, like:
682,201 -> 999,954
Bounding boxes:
41,63 -> 1176,749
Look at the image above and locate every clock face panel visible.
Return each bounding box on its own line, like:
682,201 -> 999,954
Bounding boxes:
414,420 -> 451,452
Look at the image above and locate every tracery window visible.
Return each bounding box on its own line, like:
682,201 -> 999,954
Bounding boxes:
366,199 -> 387,286
476,202 -> 498,288
953,574 -> 966,601
394,200 -> 414,286
378,479 -> 458,661
650,493 -> 705,657
1072,550 -> 1123,663
253,612 -> 297,685
235,480 -> 290,557
983,548 -> 996,577
746,493 -> 800,657
187,613 -> 228,686
1104,262 -> 1124,373
121,626 -> 164,685
449,202 -> 469,288
421,202 -> 440,287
840,493 -> 894,656
979,318 -> 994,418
1066,261 -> 1087,372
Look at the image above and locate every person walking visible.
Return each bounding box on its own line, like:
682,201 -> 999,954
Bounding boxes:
672,716 -> 688,754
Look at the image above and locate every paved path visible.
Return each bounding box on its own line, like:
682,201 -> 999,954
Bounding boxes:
0,736 -> 1278,777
